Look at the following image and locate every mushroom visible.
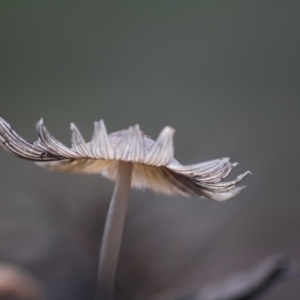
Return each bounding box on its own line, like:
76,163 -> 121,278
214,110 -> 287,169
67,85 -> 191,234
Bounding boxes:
0,118 -> 250,300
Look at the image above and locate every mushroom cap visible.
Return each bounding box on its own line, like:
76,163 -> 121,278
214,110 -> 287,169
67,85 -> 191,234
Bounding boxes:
0,118 -> 250,201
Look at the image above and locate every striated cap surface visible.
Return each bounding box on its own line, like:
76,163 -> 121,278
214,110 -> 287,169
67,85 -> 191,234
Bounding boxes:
0,118 -> 250,200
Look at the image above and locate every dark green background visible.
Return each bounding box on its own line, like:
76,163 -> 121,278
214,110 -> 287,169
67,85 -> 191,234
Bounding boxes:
0,2 -> 299,299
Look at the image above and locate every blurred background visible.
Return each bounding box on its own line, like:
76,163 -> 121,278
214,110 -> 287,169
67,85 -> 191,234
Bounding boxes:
0,1 -> 299,299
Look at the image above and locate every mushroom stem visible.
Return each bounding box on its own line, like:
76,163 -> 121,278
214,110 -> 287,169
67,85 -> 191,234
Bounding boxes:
95,161 -> 133,300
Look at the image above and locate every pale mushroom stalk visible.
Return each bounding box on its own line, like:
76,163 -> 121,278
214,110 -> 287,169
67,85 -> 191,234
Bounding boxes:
95,161 -> 133,300
0,117 -> 250,300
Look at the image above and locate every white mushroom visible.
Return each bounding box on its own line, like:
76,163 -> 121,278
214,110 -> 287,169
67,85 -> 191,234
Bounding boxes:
0,118 -> 250,300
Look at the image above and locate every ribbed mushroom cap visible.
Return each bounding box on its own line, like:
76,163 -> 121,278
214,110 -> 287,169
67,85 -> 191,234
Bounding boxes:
0,118 -> 250,201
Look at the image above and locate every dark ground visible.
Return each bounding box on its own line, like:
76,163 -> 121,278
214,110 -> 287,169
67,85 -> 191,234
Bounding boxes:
0,2 -> 299,299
